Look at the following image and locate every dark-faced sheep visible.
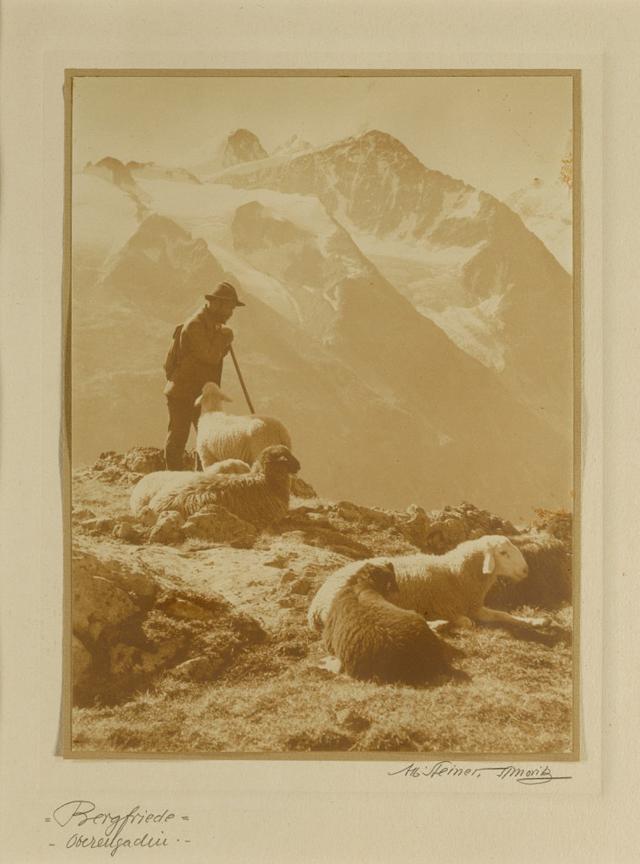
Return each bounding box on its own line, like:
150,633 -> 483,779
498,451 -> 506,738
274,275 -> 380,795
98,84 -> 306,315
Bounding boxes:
195,382 -> 292,469
130,460 -> 251,517
323,562 -> 462,684
308,557 -> 393,632
144,445 -> 300,528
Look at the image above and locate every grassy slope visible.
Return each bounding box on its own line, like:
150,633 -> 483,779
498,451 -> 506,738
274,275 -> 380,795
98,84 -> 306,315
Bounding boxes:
73,604 -> 572,755
71,471 -> 573,756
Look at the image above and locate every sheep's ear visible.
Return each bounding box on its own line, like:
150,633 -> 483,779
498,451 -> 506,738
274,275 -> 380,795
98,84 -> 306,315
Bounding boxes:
482,551 -> 495,575
220,390 -> 233,402
194,394 -> 203,408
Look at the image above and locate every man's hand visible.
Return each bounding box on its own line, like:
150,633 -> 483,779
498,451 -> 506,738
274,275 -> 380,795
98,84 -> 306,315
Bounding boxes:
218,326 -> 234,355
219,326 -> 234,345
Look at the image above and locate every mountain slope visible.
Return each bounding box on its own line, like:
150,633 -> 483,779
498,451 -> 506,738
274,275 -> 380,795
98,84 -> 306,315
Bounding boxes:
211,130 -> 574,433
506,176 -> 572,272
72,172 -> 571,519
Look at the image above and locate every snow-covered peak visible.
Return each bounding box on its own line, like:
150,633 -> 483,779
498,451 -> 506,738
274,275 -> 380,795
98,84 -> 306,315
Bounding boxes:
506,176 -> 572,271
126,161 -> 201,184
272,134 -> 314,156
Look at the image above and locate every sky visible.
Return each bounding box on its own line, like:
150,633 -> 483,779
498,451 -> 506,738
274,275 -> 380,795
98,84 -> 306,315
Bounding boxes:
73,73 -> 573,200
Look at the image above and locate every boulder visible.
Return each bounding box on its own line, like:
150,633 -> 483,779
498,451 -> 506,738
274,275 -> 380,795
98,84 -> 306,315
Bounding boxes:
148,510 -> 185,545
73,547 -> 159,601
136,506 -> 158,527
399,504 -> 432,547
72,634 -> 93,673
182,505 -> 258,548
124,447 -> 166,474
532,508 -> 572,544
81,516 -> 116,535
72,508 -> 96,522
72,567 -> 139,643
71,546 -> 265,706
489,531 -> 572,609
333,500 -> 394,528
112,521 -> 143,544
287,575 -> 313,596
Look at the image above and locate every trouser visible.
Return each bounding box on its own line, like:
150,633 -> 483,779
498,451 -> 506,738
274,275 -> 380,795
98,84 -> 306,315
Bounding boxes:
165,396 -> 201,470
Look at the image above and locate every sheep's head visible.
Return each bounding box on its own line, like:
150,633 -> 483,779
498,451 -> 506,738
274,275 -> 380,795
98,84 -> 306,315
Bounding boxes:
255,445 -> 301,475
355,561 -> 398,597
195,381 -> 232,411
479,536 -> 528,582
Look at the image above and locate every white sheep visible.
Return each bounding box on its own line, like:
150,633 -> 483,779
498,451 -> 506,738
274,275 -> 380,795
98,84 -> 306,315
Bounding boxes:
309,536 -> 541,634
130,459 -> 251,517
389,536 -> 531,629
207,458 -> 252,475
195,382 -> 292,469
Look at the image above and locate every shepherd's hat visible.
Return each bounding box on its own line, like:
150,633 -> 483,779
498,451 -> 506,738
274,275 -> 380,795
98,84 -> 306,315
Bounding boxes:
205,281 -> 245,306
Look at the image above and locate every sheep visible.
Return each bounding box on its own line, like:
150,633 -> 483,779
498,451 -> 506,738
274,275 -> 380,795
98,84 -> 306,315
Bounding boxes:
130,459 -> 251,516
195,382 -> 292,470
389,536 -> 531,630
308,557 -> 393,632
309,536 -> 545,637
322,562 -> 463,684
143,444 -> 301,528
207,458 -> 252,475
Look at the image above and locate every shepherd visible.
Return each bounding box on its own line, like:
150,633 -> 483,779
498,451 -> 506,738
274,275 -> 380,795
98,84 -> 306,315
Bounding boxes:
163,280 -> 245,470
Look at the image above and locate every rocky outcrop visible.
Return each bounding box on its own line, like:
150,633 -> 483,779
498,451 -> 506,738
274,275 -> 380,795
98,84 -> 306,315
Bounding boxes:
489,531 -> 572,610
221,129 -> 268,168
84,157 -> 139,192
148,510 -> 184,545
182,506 -> 258,548
280,498 -> 518,558
532,508 -> 572,545
407,502 -> 518,554
86,448 -> 201,486
77,501 -> 259,551
71,546 -> 265,705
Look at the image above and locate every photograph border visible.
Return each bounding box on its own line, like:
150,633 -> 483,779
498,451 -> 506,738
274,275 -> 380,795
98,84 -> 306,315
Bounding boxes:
62,67 -> 582,762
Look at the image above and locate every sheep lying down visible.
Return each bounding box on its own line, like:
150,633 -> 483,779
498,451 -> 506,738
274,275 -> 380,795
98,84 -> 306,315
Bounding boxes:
130,459 -> 251,516
322,562 -> 464,684
131,445 -> 300,529
309,536 -> 554,638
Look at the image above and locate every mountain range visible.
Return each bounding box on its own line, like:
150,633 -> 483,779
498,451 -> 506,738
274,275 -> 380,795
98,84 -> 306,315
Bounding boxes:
71,128 -> 574,520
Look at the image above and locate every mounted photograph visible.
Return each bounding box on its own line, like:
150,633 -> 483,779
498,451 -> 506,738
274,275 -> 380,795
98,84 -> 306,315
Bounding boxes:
65,70 -> 578,757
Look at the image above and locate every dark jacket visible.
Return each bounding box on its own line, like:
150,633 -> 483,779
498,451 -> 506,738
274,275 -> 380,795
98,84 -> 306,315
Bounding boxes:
164,305 -> 231,400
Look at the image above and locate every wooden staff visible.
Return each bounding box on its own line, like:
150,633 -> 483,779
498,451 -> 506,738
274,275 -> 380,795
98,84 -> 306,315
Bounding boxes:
229,345 -> 255,414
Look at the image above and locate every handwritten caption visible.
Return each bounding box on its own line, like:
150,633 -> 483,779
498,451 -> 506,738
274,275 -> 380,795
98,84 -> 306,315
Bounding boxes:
45,801 -> 191,856
388,761 -> 572,785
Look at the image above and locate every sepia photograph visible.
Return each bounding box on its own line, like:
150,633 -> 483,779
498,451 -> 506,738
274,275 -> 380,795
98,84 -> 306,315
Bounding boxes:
66,69 -> 578,757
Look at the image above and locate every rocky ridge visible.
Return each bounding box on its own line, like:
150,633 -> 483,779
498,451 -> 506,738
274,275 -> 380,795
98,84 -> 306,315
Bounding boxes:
71,448 -> 572,706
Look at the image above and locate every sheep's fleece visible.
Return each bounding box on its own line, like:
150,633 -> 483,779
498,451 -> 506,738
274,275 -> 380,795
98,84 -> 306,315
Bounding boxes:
130,460 -> 250,516
196,382 -> 291,468
308,536 -> 528,630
